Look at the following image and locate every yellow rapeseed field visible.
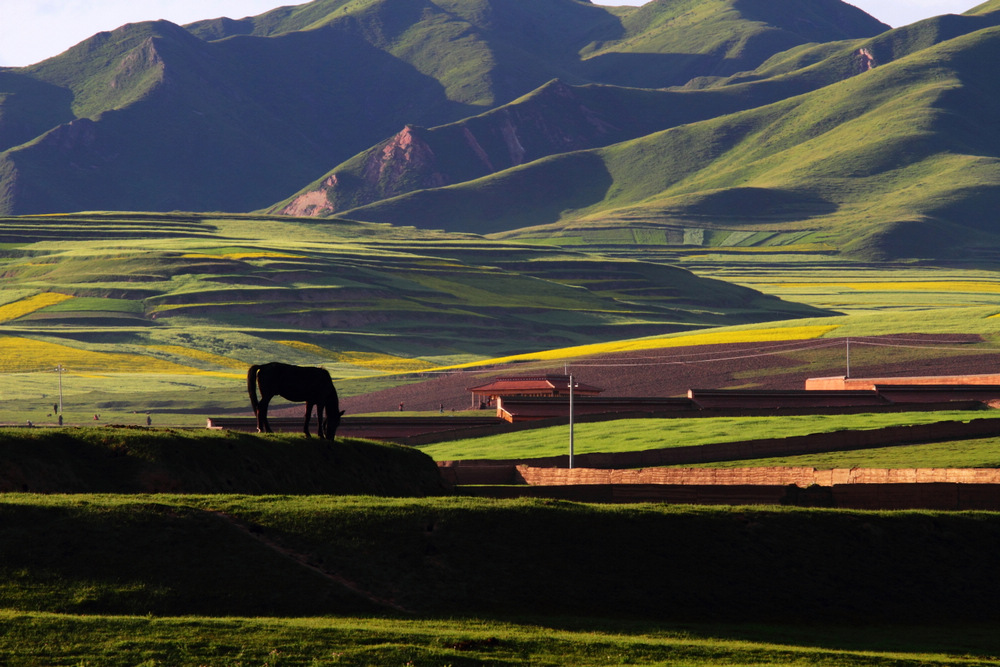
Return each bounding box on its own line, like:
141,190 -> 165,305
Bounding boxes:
332,351 -> 435,372
0,336 -> 229,375
0,293 -> 74,323
279,340 -> 339,359
758,281 -> 1000,293
146,345 -> 248,371
279,340 -> 434,372
181,251 -> 303,260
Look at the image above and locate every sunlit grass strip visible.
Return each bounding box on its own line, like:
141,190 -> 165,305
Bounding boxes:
757,281 -> 1000,292
333,351 -> 436,372
686,243 -> 838,253
0,610 -> 986,666
0,293 -> 74,323
146,345 -> 248,371
0,336 -> 229,375
278,340 -> 435,372
181,251 -> 304,260
279,340 -> 340,359
427,325 -> 840,371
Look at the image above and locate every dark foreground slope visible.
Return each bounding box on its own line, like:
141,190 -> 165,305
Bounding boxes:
0,428 -> 445,495
2,494 -> 999,623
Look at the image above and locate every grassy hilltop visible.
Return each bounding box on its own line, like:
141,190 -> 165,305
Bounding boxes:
341,12 -> 1000,260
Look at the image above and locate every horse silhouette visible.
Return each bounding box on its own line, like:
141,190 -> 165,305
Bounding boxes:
247,362 -> 343,439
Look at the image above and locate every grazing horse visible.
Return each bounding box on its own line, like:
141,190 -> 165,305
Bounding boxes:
247,362 -> 343,440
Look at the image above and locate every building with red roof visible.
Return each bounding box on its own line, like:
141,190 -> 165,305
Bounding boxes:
468,374 -> 602,409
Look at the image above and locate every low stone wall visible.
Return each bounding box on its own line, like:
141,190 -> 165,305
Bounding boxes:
807,374 -> 1000,390
516,465 -> 1000,487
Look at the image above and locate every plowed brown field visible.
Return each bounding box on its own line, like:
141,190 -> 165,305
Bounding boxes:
332,334 -> 995,414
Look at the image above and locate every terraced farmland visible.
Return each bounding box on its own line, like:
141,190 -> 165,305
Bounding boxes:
0,211 -> 827,423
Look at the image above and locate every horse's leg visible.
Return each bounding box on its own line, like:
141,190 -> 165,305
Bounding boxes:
303,402 -> 313,438
258,395 -> 273,433
316,403 -> 326,439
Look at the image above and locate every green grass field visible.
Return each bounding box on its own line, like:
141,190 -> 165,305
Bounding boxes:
4,611 -> 999,666
419,409 -> 1000,462
4,491 -> 1000,665
688,435 -> 1000,469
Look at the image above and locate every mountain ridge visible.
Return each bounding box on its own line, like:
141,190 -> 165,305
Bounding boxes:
0,0 -> 887,216
313,15 -> 1000,259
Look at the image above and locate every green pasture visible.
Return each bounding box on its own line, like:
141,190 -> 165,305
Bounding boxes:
689,436 -> 1000,470
3,611 -> 998,666
4,492 -> 1000,664
419,409 -> 1000,462
0,371 -> 244,428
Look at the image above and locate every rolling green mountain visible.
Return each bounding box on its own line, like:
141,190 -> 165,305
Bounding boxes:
326,9 -> 1000,260
8,0 -> 998,261
0,0 -> 886,215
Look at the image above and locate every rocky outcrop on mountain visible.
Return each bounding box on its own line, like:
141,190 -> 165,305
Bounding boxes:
277,80 -> 644,216
855,47 -> 877,72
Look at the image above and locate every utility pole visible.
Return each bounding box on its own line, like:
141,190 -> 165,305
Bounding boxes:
55,364 -> 65,413
568,373 -> 574,469
846,338 -> 851,378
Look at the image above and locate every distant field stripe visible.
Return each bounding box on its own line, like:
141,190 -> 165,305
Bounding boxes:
333,351 -> 436,372
757,281 -> 1000,292
146,345 -> 248,370
0,293 -> 74,323
0,337 -> 226,374
278,340 -> 340,359
278,341 -> 435,372
181,251 -> 304,260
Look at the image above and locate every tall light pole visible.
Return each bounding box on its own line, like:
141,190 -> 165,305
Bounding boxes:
568,373 -> 574,469
55,364 -> 65,413
846,338 -> 851,378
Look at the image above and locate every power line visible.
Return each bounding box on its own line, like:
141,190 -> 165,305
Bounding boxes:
570,340 -> 846,367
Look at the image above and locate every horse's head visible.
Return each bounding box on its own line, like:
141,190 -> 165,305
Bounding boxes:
325,406 -> 345,440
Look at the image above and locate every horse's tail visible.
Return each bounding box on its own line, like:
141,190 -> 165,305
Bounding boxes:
247,365 -> 261,414
325,382 -> 342,440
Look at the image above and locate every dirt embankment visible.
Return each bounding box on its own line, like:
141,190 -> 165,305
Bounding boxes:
0,429 -> 446,496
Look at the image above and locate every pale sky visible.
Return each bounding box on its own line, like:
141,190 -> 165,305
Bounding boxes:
0,0 -> 988,68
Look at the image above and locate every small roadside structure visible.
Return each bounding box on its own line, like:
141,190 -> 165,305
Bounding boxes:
468,374 -> 602,409
806,373 -> 1000,391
